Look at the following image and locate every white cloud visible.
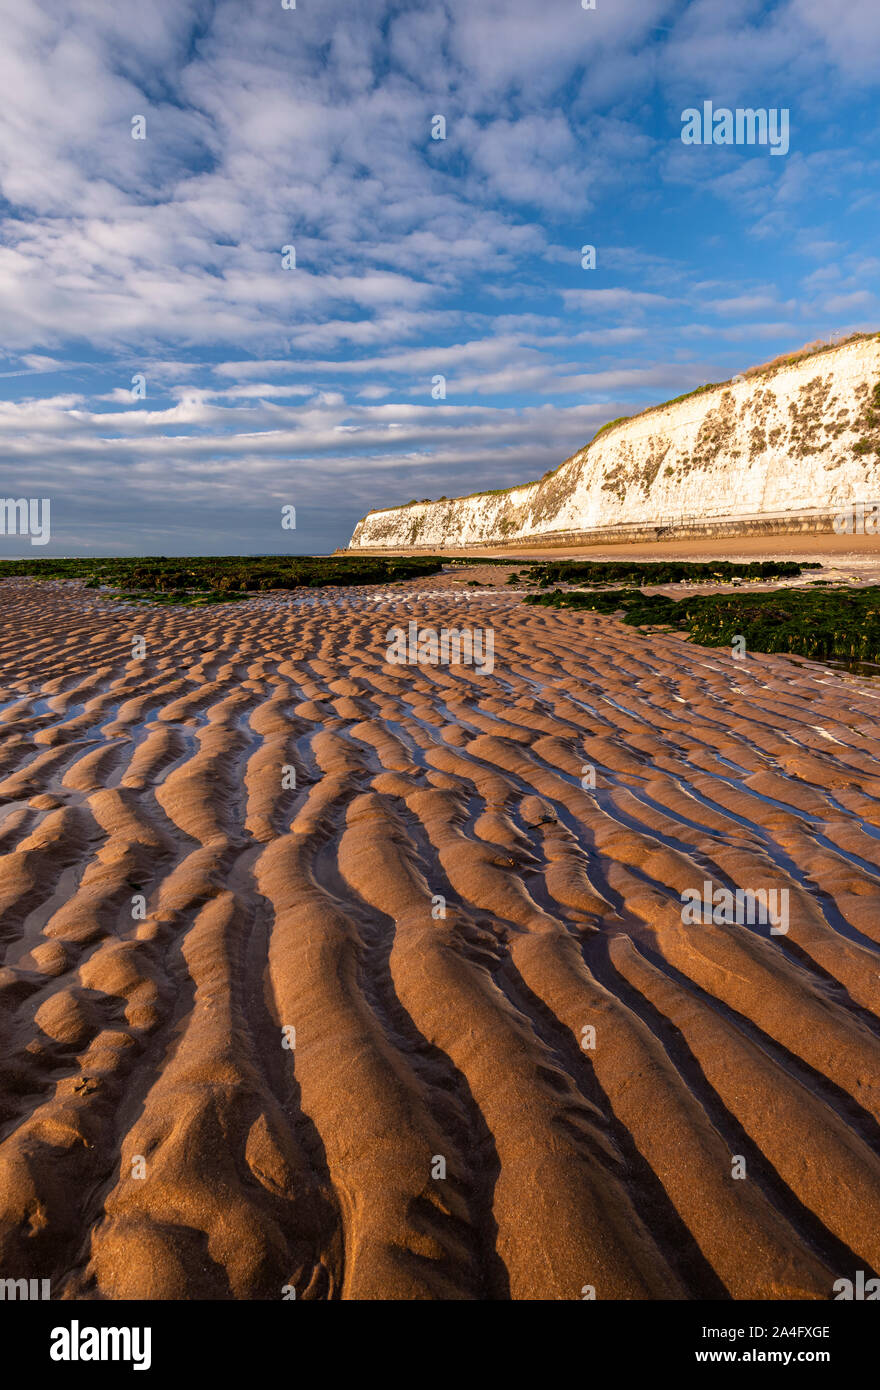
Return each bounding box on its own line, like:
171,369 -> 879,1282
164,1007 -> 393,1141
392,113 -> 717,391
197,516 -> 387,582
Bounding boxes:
0,0 -> 875,553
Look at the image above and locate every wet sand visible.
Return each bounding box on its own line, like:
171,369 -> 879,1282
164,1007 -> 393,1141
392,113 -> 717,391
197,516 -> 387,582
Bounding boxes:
0,571 -> 879,1301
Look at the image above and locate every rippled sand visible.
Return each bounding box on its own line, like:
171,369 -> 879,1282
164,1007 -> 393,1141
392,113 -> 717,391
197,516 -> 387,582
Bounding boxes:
0,571 -> 879,1301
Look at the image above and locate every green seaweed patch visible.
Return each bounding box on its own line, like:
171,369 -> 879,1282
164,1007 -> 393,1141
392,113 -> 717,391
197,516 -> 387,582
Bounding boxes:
0,553 -> 445,596
529,558 -> 815,587
524,585 -> 880,665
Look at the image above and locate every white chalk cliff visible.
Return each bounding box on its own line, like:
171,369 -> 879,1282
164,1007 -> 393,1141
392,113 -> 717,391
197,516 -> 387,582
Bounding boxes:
348,334 -> 880,549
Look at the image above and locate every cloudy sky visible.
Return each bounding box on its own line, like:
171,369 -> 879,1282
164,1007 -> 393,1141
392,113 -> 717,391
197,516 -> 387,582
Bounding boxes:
0,0 -> 878,556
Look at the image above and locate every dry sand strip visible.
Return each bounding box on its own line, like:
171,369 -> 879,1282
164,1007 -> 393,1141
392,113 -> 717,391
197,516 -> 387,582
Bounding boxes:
0,571 -> 878,1301
336,534 -> 880,570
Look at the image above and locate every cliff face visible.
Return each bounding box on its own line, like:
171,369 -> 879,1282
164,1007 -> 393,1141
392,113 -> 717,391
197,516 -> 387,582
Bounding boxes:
348,335 -> 880,549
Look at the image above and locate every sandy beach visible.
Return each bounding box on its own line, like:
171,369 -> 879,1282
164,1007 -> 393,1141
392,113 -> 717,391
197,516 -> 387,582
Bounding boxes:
341,533 -> 880,567
1,568 -> 879,1301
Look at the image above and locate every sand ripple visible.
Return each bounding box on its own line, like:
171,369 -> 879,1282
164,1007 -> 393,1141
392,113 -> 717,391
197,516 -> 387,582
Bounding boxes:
0,572 -> 878,1300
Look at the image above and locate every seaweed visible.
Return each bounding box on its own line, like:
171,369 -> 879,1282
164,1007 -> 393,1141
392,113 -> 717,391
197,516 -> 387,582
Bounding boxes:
523,585 -> 880,665
528,559 -> 815,586
0,554 -> 445,604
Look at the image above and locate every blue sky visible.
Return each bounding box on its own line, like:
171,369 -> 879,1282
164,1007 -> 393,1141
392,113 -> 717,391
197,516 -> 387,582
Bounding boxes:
0,0 -> 878,556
